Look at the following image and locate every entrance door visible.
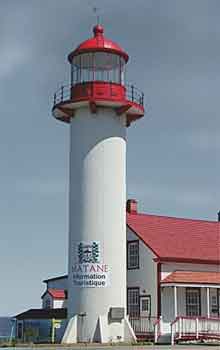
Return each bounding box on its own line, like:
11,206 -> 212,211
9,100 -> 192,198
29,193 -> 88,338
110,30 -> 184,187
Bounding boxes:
140,295 -> 151,317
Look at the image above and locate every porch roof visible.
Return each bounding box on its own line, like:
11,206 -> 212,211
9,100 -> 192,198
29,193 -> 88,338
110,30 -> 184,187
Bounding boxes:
161,271 -> 220,286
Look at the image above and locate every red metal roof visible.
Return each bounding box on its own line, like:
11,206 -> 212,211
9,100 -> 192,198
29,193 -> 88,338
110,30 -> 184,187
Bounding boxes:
68,25 -> 129,63
127,212 -> 220,264
41,289 -> 66,299
161,271 -> 220,285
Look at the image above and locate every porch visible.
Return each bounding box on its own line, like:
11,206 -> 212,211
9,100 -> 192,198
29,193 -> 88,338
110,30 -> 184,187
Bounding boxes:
128,271 -> 220,343
159,271 -> 220,344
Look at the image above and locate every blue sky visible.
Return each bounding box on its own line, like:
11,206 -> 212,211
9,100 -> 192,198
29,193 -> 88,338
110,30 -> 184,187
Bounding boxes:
0,0 -> 219,316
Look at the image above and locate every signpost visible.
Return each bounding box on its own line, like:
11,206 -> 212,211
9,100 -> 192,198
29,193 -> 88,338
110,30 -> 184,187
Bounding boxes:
51,319 -> 61,343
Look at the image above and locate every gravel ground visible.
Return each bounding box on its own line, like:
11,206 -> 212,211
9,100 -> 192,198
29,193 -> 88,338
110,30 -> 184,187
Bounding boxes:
3,344 -> 220,350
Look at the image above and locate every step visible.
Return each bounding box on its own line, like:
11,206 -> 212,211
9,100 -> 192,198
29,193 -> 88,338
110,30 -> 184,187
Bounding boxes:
156,333 -> 171,344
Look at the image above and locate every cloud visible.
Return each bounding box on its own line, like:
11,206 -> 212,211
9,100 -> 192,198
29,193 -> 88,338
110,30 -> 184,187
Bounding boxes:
0,44 -> 30,79
186,129 -> 220,151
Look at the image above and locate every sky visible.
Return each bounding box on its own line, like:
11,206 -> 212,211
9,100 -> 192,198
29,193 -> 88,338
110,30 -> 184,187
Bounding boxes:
0,0 -> 219,316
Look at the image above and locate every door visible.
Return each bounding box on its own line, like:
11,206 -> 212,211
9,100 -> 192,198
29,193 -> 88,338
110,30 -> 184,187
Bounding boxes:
140,295 -> 151,317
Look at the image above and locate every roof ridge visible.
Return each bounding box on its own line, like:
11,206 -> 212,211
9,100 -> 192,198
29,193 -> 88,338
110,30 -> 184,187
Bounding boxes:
127,212 -> 219,224
48,288 -> 65,291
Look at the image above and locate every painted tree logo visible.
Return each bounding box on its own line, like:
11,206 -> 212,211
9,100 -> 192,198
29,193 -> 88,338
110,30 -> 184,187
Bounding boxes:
78,241 -> 100,263
92,242 -> 99,263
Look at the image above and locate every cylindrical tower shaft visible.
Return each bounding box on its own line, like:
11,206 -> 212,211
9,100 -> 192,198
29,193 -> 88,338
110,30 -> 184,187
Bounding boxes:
52,24 -> 145,344
68,107 -> 127,341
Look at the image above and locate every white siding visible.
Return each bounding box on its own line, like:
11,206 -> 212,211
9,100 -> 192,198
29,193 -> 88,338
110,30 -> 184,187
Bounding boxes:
42,292 -> 67,309
161,285 -> 219,325
161,286 -> 186,321
178,287 -> 186,316
54,299 -> 67,309
161,262 -> 219,280
46,277 -> 68,290
161,262 -> 219,324
127,227 -> 158,317
161,287 -> 174,323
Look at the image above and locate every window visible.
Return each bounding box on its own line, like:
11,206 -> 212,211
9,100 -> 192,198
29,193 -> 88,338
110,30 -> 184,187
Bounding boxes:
186,288 -> 201,316
71,53 -> 126,85
141,297 -> 150,312
44,299 -> 51,309
127,288 -> 140,316
127,240 -> 139,269
211,290 -> 219,316
17,322 -> 23,339
142,299 -> 148,312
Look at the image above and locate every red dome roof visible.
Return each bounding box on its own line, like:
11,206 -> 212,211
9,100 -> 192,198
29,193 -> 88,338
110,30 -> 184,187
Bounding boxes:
68,25 -> 129,63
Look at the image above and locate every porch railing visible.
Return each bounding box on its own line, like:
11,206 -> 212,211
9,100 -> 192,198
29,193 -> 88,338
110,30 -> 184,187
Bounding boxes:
154,316 -> 162,343
129,316 -> 159,340
171,316 -> 220,345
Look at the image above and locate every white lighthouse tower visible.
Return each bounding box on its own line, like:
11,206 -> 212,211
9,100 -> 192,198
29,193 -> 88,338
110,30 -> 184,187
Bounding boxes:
52,24 -> 144,343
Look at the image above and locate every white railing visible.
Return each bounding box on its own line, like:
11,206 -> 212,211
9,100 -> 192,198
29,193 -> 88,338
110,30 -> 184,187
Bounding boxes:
154,316 -> 162,343
129,316 -> 158,340
171,316 -> 220,345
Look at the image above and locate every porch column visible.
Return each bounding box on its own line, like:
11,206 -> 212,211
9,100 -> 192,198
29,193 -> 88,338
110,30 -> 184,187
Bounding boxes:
207,287 -> 210,318
174,286 -> 177,318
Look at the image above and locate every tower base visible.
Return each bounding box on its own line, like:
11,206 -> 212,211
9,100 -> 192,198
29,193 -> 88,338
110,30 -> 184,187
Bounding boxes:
61,314 -> 136,344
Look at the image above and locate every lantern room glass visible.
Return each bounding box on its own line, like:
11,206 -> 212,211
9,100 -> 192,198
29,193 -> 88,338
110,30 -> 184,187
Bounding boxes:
71,52 -> 126,86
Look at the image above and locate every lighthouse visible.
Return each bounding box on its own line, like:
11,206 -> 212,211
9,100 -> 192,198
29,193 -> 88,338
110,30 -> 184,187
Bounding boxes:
52,24 -> 144,343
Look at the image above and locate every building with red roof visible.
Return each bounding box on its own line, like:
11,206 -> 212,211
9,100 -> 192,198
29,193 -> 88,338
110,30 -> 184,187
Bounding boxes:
15,199 -> 220,343
41,289 -> 67,309
126,199 -> 220,343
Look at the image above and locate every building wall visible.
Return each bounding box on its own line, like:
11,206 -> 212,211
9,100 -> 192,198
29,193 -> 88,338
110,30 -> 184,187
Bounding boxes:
161,285 -> 219,328
42,294 -> 53,309
16,319 -> 67,343
127,227 -> 157,317
161,262 -> 219,280
42,293 -> 67,309
160,262 -> 219,325
46,277 -> 68,290
54,299 -> 67,309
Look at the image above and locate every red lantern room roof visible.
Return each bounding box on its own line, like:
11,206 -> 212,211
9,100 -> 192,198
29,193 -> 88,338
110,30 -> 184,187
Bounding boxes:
68,25 -> 129,63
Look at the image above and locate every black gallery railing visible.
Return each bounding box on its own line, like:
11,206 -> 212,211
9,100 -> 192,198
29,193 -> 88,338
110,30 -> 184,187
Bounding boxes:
53,82 -> 144,107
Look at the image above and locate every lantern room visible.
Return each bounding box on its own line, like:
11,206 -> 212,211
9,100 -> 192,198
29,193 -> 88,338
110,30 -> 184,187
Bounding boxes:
52,25 -> 145,125
70,52 -> 126,85
69,25 -> 128,86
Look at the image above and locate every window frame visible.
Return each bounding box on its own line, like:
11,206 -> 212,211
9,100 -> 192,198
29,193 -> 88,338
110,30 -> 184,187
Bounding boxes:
186,287 -> 201,317
71,53 -> 126,85
127,287 -> 140,317
140,294 -> 151,317
127,240 -> 139,270
210,289 -> 220,316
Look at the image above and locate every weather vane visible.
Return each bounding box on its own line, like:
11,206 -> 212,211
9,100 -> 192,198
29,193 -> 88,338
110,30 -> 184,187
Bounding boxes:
93,6 -> 100,25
